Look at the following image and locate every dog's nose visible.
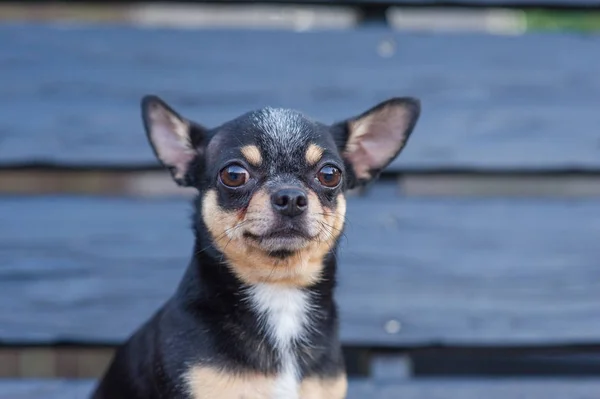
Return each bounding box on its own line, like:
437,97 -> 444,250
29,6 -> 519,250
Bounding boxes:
271,188 -> 308,217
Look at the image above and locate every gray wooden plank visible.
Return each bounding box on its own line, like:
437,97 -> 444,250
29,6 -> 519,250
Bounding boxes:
1,189 -> 599,347
224,0 -> 600,5
1,379 -> 600,399
382,0 -> 600,3
0,380 -> 94,399
347,379 -> 600,398
410,351 -> 600,376
1,24 -> 600,170
279,0 -> 599,4
129,0 -> 600,5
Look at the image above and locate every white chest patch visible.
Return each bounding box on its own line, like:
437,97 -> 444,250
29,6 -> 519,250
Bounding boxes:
247,284 -> 312,399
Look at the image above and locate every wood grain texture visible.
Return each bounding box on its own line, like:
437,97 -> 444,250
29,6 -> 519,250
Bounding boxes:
1,25 -> 599,171
2,379 -> 600,399
204,0 -> 600,4
195,0 -> 600,5
1,188 -> 598,347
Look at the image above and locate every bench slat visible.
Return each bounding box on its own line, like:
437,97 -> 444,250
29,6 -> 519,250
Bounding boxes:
273,0 -> 599,4
2,379 -> 600,399
2,25 -> 599,170
227,0 -> 600,5
1,190 -> 598,347
384,0 -> 597,3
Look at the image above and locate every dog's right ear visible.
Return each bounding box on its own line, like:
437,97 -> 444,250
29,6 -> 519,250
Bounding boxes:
332,97 -> 420,188
141,95 -> 207,186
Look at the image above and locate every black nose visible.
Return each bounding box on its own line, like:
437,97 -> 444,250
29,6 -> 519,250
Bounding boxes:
271,188 -> 308,217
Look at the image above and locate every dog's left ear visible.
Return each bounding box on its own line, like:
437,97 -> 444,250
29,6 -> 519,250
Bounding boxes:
333,97 -> 421,188
141,95 -> 208,186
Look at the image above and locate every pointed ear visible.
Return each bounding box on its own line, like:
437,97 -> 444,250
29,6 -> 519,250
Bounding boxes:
141,95 -> 207,186
333,97 -> 421,187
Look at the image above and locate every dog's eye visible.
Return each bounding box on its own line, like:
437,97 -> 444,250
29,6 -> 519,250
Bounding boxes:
219,164 -> 249,188
316,165 -> 342,188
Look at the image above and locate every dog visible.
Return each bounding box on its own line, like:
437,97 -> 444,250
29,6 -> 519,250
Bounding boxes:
91,95 -> 420,399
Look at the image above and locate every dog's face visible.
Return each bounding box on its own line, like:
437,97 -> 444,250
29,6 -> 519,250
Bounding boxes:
142,96 -> 420,286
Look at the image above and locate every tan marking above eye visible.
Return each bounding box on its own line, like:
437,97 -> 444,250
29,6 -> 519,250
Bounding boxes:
241,145 -> 263,166
305,143 -> 324,166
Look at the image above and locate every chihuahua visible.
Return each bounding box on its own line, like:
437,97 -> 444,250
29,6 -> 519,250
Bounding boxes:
92,95 -> 420,399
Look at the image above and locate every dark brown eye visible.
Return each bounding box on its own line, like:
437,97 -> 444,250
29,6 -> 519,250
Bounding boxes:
317,165 -> 342,188
219,164 -> 249,188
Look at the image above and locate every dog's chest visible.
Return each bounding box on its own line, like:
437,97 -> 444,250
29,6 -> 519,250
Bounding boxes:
183,284 -> 349,398
248,284 -> 310,398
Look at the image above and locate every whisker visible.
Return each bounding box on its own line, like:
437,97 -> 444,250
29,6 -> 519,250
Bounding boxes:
267,254 -> 282,281
314,229 -> 341,264
318,220 -> 346,238
220,235 -> 236,263
194,220 -> 251,256
319,220 -> 344,234
318,220 -> 349,247
311,212 -> 351,227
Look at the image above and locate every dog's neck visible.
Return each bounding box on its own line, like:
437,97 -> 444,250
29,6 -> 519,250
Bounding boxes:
181,212 -> 339,300
179,232 -> 338,311
174,231 -> 340,383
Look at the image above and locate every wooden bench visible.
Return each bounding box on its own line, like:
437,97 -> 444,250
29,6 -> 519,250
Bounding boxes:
2,189 -> 600,346
1,22 -> 600,398
202,0 -> 600,5
2,25 -> 599,171
3,379 -> 600,399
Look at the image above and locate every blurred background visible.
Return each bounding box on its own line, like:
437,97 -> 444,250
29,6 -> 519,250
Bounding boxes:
1,0 -> 600,398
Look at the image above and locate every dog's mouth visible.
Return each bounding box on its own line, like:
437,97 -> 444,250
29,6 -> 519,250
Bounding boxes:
243,228 -> 313,254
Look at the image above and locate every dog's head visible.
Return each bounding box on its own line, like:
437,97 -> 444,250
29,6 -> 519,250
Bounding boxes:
142,96 -> 420,286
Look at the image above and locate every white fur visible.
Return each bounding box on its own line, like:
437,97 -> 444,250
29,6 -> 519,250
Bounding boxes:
247,283 -> 312,399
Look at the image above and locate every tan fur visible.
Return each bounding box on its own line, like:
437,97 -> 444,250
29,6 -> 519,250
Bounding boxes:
184,366 -> 274,399
184,366 -> 347,399
300,374 -> 348,399
346,105 -> 411,180
241,145 -> 263,167
305,144 -> 324,166
201,189 -> 346,287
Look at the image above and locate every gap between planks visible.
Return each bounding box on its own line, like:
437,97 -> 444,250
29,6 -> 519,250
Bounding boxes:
2,3 -> 598,35
0,2 -> 359,30
3,345 -> 600,379
1,169 -> 600,198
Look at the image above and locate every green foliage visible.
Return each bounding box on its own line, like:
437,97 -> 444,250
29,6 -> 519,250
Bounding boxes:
525,10 -> 600,32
